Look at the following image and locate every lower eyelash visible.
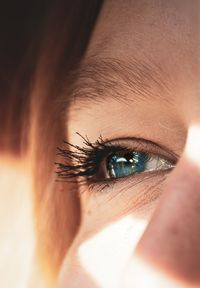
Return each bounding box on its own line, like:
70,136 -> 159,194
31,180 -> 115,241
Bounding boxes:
80,169 -> 169,196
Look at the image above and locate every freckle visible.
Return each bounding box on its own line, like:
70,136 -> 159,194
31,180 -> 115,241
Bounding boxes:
87,209 -> 92,215
169,225 -> 179,236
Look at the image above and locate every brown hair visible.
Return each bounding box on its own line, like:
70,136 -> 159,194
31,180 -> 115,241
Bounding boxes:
0,0 -> 49,155
30,1 -> 103,286
1,1 -> 103,286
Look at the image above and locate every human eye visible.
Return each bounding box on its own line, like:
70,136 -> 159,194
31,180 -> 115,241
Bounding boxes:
106,150 -> 173,179
55,133 -> 177,188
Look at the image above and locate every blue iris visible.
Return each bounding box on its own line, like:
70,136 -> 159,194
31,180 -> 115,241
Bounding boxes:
107,151 -> 148,178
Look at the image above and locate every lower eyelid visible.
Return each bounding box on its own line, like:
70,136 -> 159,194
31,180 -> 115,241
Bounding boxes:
87,166 -> 173,194
83,171 -> 169,216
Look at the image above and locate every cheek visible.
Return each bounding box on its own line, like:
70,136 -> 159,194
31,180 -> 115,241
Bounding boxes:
57,182 -> 162,288
135,156 -> 200,285
58,214 -> 148,288
57,175 -> 167,286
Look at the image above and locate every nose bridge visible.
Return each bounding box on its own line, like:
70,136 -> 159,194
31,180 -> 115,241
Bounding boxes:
135,148 -> 200,285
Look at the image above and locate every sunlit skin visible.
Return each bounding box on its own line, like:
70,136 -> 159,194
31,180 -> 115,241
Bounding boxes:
58,0 -> 200,287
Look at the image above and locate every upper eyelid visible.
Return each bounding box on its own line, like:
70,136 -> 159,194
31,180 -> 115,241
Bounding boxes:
86,136 -> 178,163
71,132 -> 178,160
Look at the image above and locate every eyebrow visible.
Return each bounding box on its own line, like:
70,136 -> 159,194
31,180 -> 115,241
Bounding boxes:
66,56 -> 172,107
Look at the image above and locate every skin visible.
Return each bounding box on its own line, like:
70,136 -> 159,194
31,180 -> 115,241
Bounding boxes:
58,0 -> 200,287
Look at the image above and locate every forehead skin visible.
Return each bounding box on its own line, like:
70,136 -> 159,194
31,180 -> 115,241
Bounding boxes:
83,0 -> 200,123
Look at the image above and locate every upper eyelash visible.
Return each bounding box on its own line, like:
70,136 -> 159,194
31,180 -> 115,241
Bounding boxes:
55,133 -> 136,183
55,133 -> 177,187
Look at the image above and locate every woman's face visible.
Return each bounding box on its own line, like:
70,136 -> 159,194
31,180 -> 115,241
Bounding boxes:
58,1 -> 200,287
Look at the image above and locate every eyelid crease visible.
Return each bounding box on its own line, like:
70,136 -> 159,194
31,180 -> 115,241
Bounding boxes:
97,136 -> 178,163
73,131 -> 178,161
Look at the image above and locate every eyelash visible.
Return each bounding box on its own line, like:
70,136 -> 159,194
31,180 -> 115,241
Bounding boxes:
56,133 -> 126,182
55,133 -> 176,186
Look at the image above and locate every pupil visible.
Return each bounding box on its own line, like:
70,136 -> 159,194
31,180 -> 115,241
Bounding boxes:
107,151 -> 148,178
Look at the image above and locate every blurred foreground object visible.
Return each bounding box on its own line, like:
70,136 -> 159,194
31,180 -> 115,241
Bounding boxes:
0,156 -> 34,288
